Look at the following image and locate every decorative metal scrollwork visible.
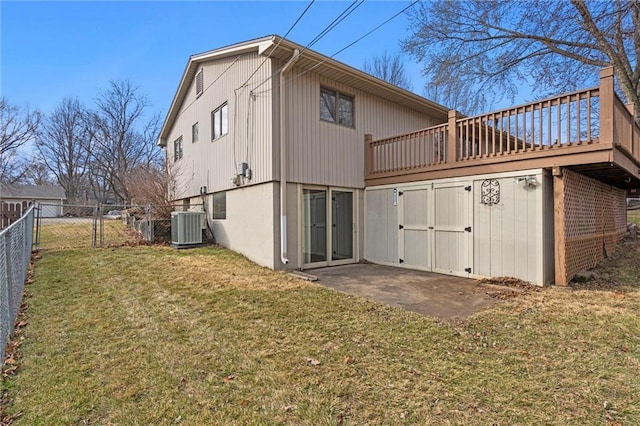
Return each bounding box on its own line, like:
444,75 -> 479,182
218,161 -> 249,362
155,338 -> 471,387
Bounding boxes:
480,179 -> 500,205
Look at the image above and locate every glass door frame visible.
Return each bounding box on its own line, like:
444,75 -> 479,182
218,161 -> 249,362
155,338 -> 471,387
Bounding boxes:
299,185 -> 357,269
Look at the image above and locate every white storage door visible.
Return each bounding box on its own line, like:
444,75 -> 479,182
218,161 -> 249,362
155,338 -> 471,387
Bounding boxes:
432,182 -> 473,277
398,187 -> 432,271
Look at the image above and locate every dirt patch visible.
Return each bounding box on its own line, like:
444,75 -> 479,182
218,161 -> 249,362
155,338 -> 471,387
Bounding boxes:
569,224 -> 640,291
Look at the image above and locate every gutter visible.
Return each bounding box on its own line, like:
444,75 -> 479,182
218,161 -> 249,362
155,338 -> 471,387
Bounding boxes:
279,49 -> 300,265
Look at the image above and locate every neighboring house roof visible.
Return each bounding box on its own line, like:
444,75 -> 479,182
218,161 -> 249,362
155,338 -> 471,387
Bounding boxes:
0,183 -> 66,200
158,35 -> 449,147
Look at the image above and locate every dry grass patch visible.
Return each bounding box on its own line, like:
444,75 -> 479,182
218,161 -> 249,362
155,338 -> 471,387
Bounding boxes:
2,240 -> 640,424
36,220 -> 135,251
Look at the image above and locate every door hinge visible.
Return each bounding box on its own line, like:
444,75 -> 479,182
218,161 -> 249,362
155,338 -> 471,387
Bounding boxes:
465,226 -> 472,232
399,258 -> 404,264
399,224 -> 404,230
465,267 -> 472,273
464,185 -> 472,192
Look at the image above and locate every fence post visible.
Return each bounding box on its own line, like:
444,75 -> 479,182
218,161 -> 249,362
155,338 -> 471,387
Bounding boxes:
447,110 -> 459,163
0,233 -> 10,361
599,67 -> 615,146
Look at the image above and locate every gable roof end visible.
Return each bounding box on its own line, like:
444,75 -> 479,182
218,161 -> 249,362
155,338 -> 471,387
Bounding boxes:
158,35 -> 449,147
158,36 -> 275,147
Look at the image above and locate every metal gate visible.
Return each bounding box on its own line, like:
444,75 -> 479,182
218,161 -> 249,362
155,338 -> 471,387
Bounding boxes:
34,204 -> 98,250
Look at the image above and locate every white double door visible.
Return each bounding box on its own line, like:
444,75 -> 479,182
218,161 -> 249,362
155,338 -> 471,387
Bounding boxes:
398,182 -> 473,277
302,187 -> 355,268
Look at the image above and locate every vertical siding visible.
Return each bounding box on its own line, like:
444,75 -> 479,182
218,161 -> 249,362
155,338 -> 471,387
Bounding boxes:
366,170 -> 546,284
473,172 -> 544,284
285,69 -> 440,189
364,188 -> 398,263
165,53 -> 274,200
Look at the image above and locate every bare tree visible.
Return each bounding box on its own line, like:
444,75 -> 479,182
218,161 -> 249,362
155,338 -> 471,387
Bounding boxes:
0,98 -> 41,156
0,98 -> 40,183
0,149 -> 28,184
403,0 -> 639,120
86,80 -> 162,204
23,154 -> 54,185
37,98 -> 91,202
362,51 -> 413,90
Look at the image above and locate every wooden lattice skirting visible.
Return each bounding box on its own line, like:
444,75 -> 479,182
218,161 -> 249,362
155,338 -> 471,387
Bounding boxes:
554,168 -> 627,285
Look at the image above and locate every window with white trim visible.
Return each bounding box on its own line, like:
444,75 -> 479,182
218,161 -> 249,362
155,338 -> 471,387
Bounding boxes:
213,192 -> 226,219
320,87 -> 354,127
173,136 -> 183,161
192,122 -> 199,143
212,102 -> 228,140
196,69 -> 203,97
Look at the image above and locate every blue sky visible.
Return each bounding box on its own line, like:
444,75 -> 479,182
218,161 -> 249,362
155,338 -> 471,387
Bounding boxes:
1,0 -> 427,118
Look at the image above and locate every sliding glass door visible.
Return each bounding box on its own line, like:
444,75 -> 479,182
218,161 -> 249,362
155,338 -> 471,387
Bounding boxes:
302,187 -> 355,268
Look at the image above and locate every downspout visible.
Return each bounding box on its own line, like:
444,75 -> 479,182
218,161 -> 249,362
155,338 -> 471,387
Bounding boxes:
279,48 -> 300,265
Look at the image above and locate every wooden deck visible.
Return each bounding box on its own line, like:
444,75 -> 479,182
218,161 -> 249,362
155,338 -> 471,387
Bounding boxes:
365,68 -> 640,189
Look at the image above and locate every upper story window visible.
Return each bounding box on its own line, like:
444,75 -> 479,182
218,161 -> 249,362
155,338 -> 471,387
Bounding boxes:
192,122 -> 199,143
196,69 -> 203,97
320,87 -> 354,127
174,136 -> 183,161
212,102 -> 228,140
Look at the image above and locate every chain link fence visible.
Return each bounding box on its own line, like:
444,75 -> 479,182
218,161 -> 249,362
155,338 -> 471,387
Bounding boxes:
34,204 -> 98,251
123,204 -> 184,244
1,205 -> 35,362
35,203 -> 191,250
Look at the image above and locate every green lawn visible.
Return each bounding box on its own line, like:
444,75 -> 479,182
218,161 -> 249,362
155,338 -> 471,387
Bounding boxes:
2,225 -> 640,424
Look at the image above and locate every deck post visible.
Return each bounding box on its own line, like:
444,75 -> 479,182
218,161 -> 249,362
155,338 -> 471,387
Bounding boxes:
625,102 -> 635,116
599,67 -> 615,146
364,133 -> 373,180
447,110 -> 459,163
553,167 -> 567,286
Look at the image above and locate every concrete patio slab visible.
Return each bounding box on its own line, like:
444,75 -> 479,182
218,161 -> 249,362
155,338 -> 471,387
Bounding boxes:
310,263 -> 509,320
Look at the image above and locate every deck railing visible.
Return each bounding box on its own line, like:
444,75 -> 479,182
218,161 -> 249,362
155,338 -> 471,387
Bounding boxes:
366,67 -> 640,180
613,95 -> 640,161
456,87 -> 600,161
366,123 -> 448,175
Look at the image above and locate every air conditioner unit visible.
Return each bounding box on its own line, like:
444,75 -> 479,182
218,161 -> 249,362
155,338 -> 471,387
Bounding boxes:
171,211 -> 206,247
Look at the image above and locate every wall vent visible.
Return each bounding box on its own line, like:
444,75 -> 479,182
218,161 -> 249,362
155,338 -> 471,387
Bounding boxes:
171,211 -> 205,247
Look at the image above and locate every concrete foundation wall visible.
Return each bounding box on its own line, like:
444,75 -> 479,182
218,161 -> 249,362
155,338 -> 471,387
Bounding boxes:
208,182 -> 277,269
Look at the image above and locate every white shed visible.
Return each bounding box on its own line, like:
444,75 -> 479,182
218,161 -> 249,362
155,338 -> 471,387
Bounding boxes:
365,169 -> 555,286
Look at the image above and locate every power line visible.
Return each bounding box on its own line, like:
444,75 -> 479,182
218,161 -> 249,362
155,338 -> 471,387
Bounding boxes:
250,0 -> 418,93
305,0 -> 364,50
249,0 -> 365,93
175,54 -> 242,120
288,0 -> 420,83
238,0 -> 316,89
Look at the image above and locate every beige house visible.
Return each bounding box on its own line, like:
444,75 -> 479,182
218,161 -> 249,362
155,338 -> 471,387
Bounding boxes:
159,35 -> 447,271
159,35 -> 640,286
